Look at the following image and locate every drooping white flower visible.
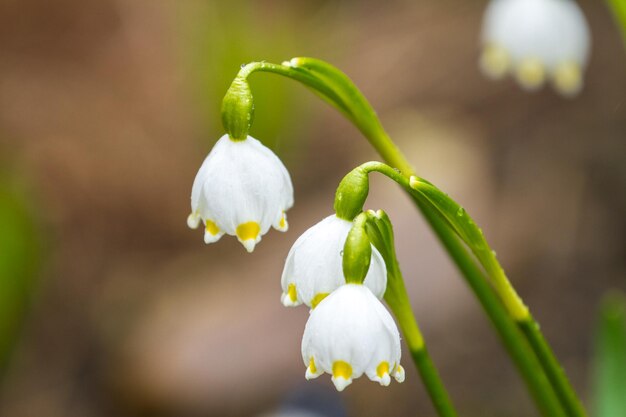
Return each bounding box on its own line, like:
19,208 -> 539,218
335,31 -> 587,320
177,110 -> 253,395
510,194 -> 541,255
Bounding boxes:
301,284 -> 404,391
480,0 -> 591,97
187,134 -> 293,252
281,214 -> 387,308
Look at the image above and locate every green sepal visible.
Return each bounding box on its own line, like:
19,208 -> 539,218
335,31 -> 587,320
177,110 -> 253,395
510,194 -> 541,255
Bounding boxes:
334,167 -> 369,221
342,213 -> 371,284
221,76 -> 254,140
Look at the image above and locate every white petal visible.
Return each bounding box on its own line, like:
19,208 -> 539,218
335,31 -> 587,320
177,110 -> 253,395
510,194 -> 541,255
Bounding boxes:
482,0 -> 590,68
187,212 -> 201,229
281,214 -> 387,308
188,134 -> 294,248
190,149 -> 218,214
551,61 -> 583,97
301,284 -> 402,388
331,376 -> 352,392
376,373 -> 391,386
363,246 -> 388,299
281,291 -> 301,307
246,136 -> 294,211
239,235 -> 261,253
198,137 -> 277,234
480,0 -> 590,95
204,229 -> 224,244
305,366 -> 320,380
282,215 -> 348,307
273,211 -> 289,232
394,365 -> 406,383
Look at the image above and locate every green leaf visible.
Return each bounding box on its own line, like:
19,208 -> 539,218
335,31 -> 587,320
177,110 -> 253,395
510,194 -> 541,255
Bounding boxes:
409,177 -> 529,321
593,291 -> 626,417
0,180 -> 41,374
606,0 -> 626,49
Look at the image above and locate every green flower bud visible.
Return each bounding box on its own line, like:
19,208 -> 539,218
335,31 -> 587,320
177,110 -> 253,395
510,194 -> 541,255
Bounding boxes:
342,214 -> 372,284
221,76 -> 254,140
334,167 -> 369,221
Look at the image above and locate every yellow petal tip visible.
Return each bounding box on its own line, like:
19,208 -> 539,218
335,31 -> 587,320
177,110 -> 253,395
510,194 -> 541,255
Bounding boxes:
553,62 -> 583,97
480,44 -> 510,79
236,221 -> 261,252
515,58 -> 546,90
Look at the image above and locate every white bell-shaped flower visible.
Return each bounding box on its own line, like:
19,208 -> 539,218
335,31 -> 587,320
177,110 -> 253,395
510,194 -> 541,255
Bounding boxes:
301,284 -> 404,391
281,214 -> 387,308
187,134 -> 294,252
480,0 -> 591,97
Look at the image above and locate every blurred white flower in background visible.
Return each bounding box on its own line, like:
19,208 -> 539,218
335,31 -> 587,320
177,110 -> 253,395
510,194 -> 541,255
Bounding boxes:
480,0 -> 591,97
280,214 -> 387,308
301,284 -> 404,391
187,134 -> 293,252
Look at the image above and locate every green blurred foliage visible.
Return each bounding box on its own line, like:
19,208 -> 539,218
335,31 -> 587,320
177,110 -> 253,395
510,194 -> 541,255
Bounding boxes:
593,292 -> 626,417
176,0 -> 315,152
606,0 -> 626,48
0,175 -> 42,375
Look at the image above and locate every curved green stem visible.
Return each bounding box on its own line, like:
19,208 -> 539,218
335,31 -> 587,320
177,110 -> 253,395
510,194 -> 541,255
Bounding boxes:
235,59 -> 413,174
519,318 -> 588,417
364,210 -> 457,417
360,163 -> 566,417
388,274 -> 458,417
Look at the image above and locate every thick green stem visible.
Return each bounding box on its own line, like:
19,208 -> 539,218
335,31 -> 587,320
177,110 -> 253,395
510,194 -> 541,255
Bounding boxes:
385,266 -> 458,417
606,0 -> 626,49
366,210 -> 457,417
415,202 -> 566,417
363,163 -> 566,417
519,318 -> 588,417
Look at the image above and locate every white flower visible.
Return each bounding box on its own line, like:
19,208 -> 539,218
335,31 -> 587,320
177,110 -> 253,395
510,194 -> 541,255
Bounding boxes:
480,0 -> 591,96
301,284 -> 404,391
187,134 -> 294,252
281,214 -> 387,308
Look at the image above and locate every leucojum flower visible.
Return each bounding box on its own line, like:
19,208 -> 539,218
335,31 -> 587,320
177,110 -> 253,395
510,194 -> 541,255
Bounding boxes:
283,207 -> 404,391
280,214 -> 387,308
301,283 -> 405,391
479,0 -> 591,96
187,134 -> 293,252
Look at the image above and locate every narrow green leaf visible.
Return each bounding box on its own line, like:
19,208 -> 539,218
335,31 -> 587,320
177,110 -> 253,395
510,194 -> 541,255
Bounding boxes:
0,180 -> 41,375
409,179 -> 529,318
606,0 -> 626,49
593,292 -> 626,417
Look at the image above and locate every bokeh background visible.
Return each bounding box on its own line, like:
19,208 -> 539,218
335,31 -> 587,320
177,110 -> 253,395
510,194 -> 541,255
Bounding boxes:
0,0 -> 624,416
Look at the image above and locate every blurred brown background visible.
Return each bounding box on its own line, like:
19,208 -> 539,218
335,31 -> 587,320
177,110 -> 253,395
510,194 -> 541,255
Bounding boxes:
0,0 -> 624,416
